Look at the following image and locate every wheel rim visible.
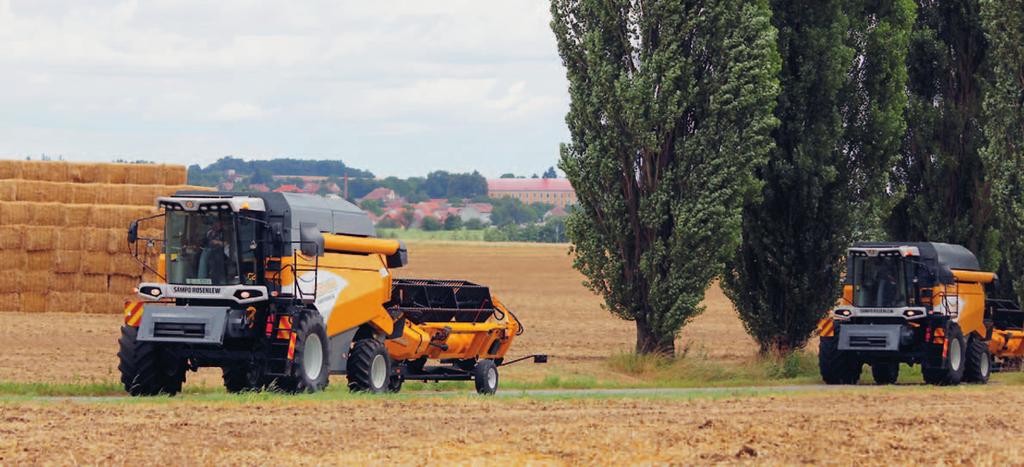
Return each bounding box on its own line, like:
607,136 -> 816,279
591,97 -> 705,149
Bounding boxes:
303,334 -> 324,380
486,367 -> 497,389
981,352 -> 990,377
949,338 -> 962,371
370,354 -> 387,389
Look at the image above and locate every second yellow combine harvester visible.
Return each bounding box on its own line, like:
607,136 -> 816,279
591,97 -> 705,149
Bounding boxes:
118,191 -> 542,396
820,242 -> 1024,386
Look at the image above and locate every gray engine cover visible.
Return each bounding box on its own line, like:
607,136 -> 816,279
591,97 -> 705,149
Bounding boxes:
137,304 -> 229,345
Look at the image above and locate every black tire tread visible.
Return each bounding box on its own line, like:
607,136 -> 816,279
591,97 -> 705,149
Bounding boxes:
963,336 -> 991,384
871,362 -> 899,385
473,359 -> 499,395
117,325 -> 185,396
274,311 -> 330,394
819,335 -> 861,385
347,338 -> 389,393
922,324 -> 966,386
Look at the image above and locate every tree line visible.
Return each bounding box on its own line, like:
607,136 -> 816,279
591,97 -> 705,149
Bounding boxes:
552,0 -> 1024,355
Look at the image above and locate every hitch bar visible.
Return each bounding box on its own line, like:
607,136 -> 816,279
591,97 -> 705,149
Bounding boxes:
499,354 -> 548,367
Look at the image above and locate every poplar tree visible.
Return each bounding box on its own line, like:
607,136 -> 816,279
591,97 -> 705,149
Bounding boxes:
551,0 -> 780,355
724,0 -> 914,354
980,0 -> 1024,301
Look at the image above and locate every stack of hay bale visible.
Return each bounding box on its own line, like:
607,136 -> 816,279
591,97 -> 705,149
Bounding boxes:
0,160 -> 211,313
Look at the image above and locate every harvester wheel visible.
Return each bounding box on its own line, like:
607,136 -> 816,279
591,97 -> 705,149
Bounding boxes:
923,324 -> 966,386
963,336 -> 991,384
275,311 -> 330,394
222,363 -> 266,393
473,359 -> 499,395
347,338 -> 390,393
819,335 -> 861,385
871,362 -> 899,385
117,325 -> 186,396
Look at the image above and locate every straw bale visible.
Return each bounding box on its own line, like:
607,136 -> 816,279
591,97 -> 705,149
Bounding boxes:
64,204 -> 92,226
15,180 -> 49,202
27,250 -> 52,266
70,183 -> 98,204
126,164 -> 160,185
0,180 -> 15,201
6,250 -> 27,269
106,228 -> 125,254
56,228 -> 85,250
89,206 -> 120,228
84,229 -> 110,252
19,270 -> 51,293
24,227 -> 55,251
30,203 -> 64,226
104,164 -> 130,184
82,292 -> 113,313
0,201 -> 32,224
0,293 -> 20,311
21,292 -> 47,312
80,273 -> 108,293
54,250 -> 82,273
46,292 -> 83,313
0,270 -> 20,293
109,274 -> 140,295
162,165 -> 188,185
53,272 -> 81,289
23,161 -> 70,182
82,252 -> 110,274
0,225 -> 23,249
0,160 -> 22,179
111,253 -> 142,275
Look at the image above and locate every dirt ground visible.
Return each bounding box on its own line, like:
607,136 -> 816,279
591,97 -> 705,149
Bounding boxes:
3,387 -> 1023,465
0,241 -> 755,386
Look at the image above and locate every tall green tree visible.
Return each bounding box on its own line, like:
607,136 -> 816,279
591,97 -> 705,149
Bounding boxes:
980,0 -> 1024,301
724,0 -> 914,354
888,1 -> 997,266
551,0 -> 780,354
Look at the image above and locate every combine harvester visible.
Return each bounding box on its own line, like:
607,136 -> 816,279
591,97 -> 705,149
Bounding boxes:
119,191 -> 543,396
819,242 -> 1024,385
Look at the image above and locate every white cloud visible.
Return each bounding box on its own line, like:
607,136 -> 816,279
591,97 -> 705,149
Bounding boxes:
0,1 -> 570,177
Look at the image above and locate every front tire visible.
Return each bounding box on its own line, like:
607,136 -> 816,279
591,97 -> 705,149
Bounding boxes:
923,324 -> 966,386
117,325 -> 186,396
347,338 -> 391,393
871,362 -> 899,385
963,336 -> 991,384
819,335 -> 861,385
274,311 -> 330,394
223,362 -> 266,393
473,359 -> 499,395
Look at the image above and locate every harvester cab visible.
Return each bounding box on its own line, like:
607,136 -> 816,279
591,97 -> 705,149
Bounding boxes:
119,191 -> 539,396
819,242 -> 1024,386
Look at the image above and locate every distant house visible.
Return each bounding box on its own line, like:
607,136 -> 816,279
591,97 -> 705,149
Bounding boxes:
544,206 -> 568,219
359,187 -> 399,203
273,184 -> 302,193
487,178 -> 577,208
459,203 -> 493,224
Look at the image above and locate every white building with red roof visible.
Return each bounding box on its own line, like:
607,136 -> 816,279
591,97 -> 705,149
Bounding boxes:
487,178 -> 577,208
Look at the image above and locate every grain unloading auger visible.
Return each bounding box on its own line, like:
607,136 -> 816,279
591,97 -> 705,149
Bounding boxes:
118,191 -> 544,396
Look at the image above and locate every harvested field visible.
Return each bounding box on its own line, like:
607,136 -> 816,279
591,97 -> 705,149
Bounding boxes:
0,241 -> 753,385
3,387 -> 1023,464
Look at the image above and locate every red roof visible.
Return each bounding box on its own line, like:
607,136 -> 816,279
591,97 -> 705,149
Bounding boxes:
487,178 -> 574,192
361,187 -> 397,201
273,184 -> 302,193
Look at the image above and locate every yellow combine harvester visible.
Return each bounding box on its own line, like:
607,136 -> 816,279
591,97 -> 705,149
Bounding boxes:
118,191 -> 542,396
819,242 -> 1024,385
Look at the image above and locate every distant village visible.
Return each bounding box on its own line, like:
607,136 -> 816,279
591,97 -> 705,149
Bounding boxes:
203,163 -> 576,231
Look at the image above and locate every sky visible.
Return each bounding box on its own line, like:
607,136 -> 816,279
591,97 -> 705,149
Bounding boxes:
0,1 -> 570,178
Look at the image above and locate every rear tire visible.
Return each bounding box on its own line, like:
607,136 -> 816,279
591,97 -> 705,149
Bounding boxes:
274,311 -> 330,394
922,324 -> 966,386
871,362 -> 900,385
117,325 -> 186,396
963,336 -> 991,384
473,359 -> 499,395
223,362 -> 266,393
819,335 -> 861,385
347,338 -> 390,393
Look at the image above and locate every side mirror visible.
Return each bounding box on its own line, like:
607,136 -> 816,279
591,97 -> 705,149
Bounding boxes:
299,223 -> 324,257
127,221 -> 139,244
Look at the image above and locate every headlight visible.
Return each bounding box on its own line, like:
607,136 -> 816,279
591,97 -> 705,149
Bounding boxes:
140,286 -> 162,297
903,309 -> 924,319
833,309 -> 852,318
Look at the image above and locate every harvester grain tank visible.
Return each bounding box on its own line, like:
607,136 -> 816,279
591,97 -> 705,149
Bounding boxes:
119,191 -> 542,396
818,242 -> 1024,385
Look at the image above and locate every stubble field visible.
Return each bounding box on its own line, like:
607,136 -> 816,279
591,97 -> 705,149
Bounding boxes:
2,240 -> 1020,465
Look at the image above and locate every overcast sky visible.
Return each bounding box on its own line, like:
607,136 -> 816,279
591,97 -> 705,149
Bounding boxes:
0,1 -> 569,178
